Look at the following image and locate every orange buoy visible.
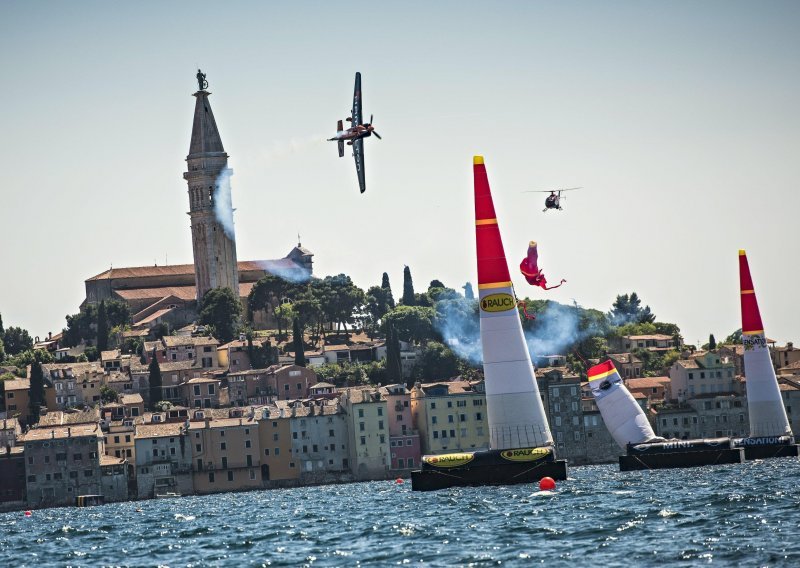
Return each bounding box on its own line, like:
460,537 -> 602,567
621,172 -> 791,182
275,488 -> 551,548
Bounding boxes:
24,510 -> 32,517
396,478 -> 404,484
539,477 -> 556,491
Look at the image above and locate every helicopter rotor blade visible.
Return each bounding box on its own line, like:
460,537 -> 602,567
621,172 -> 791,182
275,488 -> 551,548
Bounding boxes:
372,131 -> 382,140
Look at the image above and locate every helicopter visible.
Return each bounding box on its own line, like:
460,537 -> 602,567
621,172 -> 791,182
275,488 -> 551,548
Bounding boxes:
523,187 -> 582,212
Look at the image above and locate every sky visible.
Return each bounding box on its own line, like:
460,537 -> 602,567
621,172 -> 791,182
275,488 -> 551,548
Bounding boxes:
1,1 -> 798,348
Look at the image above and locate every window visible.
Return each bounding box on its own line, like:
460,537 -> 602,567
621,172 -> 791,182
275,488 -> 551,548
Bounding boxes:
329,429 -> 335,437
220,442 -> 227,450
273,433 -> 279,441
250,469 -> 256,480
397,458 -> 405,468
447,401 -> 453,408
209,472 -> 215,483
74,453 -> 82,461
448,415 -> 454,423
377,407 -> 383,416
378,421 -> 384,430
360,436 -> 366,445
222,457 -> 228,469
170,447 -> 176,455
274,448 -> 280,456
460,414 -> 466,422
114,436 -> 120,443
432,416 -> 438,424
406,439 -> 412,446
408,458 -> 414,467
396,414 -> 403,422
457,400 -> 466,407
358,409 -> 364,418
69,471 -> 78,479
208,385 -> 215,395
433,431 -> 439,439
196,444 -> 202,452
284,384 -> 289,391
84,469 -> 93,477
554,403 -> 561,412
227,470 -> 234,481
430,402 -> 436,410
194,385 -> 201,396
296,383 -> 301,390
359,422 -> 365,431
27,475 -> 36,483
555,416 -> 562,427
245,440 -> 252,448
475,413 -> 483,421
380,435 -> 385,444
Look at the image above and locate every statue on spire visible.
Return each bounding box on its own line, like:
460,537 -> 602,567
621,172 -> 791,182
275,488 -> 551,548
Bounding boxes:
196,69 -> 208,91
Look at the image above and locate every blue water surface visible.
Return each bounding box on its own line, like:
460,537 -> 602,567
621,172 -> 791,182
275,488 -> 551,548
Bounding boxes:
1,458 -> 798,567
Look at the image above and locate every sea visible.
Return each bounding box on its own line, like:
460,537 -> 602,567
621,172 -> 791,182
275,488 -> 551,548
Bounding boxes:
1,458 -> 798,567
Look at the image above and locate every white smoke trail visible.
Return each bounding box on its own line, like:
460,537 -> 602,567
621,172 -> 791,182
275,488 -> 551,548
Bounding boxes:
434,299 -> 605,365
256,260 -> 311,284
214,167 -> 235,240
256,134 -> 328,166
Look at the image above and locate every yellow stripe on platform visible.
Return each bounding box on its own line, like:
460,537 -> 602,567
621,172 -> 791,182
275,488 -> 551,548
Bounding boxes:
588,368 -> 616,382
473,155 -> 484,165
478,281 -> 513,290
741,289 -> 754,294
739,249 -> 746,256
475,218 -> 497,226
743,329 -> 764,335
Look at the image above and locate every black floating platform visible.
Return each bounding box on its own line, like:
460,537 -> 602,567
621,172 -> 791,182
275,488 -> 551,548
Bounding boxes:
620,437 -> 744,471
733,436 -> 800,460
411,447 -> 567,492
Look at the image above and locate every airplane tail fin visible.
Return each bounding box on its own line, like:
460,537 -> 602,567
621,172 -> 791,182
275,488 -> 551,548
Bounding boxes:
338,140 -> 344,158
337,120 -> 343,131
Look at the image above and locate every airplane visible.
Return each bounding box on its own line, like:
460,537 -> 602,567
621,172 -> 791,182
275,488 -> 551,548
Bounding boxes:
523,187 -> 582,212
327,72 -> 381,193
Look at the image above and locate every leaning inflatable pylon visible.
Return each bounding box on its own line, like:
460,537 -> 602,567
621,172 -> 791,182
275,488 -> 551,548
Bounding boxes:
739,250 -> 792,438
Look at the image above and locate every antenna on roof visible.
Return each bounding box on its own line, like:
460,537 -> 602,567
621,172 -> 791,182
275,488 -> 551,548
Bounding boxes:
297,232 -> 301,247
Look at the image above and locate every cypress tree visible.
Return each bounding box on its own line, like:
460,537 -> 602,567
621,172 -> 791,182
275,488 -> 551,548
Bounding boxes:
386,324 -> 403,384
96,300 -> 109,352
148,347 -> 163,410
29,361 -> 45,425
463,282 -> 475,300
709,334 -> 717,350
381,272 -> 395,308
401,266 -> 415,306
0,312 -> 4,336
293,317 -> 306,367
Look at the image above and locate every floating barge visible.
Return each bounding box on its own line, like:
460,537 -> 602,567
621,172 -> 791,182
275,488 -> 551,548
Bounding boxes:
619,438 -> 744,471
411,156 -> 566,491
733,436 -> 800,460
411,447 -> 567,491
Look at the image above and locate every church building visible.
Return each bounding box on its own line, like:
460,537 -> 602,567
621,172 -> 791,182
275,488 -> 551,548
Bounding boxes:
82,72 -> 312,330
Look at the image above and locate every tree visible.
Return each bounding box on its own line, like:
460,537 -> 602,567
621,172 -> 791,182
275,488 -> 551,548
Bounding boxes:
148,348 -> 162,411
412,341 -> 461,381
0,337 -> 5,363
383,305 -> 436,344
199,287 -> 242,343
429,279 -> 445,290
318,274 -> 365,337
293,317 -> 306,367
381,272 -> 395,309
100,385 -> 119,403
0,312 -> 4,336
96,300 -> 109,352
247,274 -> 302,337
725,329 -> 743,345
2,326 -> 33,356
29,361 -> 45,425
401,266 -> 415,306
365,285 -> 394,337
609,292 -> 655,326
385,324 -> 403,383
708,334 -> 717,350
463,283 -> 475,300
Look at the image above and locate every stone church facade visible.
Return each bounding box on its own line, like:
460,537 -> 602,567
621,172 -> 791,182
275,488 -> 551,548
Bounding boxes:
82,74 -> 312,330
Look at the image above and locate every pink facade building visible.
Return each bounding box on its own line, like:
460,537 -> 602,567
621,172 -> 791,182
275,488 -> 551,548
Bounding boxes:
381,384 -> 421,472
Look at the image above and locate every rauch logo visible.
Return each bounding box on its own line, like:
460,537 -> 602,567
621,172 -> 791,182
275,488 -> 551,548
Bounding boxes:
481,293 -> 515,312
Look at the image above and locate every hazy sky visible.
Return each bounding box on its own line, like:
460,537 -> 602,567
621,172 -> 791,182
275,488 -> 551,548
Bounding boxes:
1,1 -> 798,347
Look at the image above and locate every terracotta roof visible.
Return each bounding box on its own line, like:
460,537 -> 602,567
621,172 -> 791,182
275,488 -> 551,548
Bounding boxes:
1,418 -> 20,430
625,377 -> 671,389
3,379 -> 29,391
187,416 -> 258,430
163,335 -> 219,348
120,394 -> 144,405
22,424 -> 101,441
779,361 -> 800,371
136,308 -> 176,326
100,454 -> 126,466
88,259 -> 296,281
0,446 -> 24,456
185,377 -> 219,384
310,382 -> 335,389
675,359 -> 700,369
37,409 -> 101,426
135,422 -> 187,439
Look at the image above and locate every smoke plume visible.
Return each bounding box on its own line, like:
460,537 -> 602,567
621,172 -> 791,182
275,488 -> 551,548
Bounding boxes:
256,260 -> 311,284
214,167 -> 235,240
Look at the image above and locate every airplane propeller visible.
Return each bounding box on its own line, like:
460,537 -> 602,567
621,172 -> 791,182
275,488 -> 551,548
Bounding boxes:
364,115 -> 382,139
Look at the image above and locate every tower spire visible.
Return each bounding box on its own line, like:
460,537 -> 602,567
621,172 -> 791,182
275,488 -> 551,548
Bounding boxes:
183,71 -> 239,303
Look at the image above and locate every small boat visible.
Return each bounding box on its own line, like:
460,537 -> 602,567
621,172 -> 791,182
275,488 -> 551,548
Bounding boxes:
155,492 -> 181,499
76,494 -> 105,507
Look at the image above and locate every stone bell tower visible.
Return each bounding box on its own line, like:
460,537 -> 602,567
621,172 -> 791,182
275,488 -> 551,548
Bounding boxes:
183,70 -> 239,303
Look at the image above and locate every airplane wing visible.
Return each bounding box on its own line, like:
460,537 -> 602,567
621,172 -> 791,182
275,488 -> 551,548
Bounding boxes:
352,72 -> 362,126
353,137 -> 366,193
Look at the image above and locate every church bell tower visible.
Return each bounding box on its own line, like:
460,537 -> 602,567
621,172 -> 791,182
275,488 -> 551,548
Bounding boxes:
183,70 -> 239,303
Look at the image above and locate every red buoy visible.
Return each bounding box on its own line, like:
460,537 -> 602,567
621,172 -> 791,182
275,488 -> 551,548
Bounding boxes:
24,510 -> 32,517
539,477 -> 556,491
396,478 -> 404,484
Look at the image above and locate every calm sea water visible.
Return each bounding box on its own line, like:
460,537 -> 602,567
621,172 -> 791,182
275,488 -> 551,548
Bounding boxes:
1,458 -> 799,567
